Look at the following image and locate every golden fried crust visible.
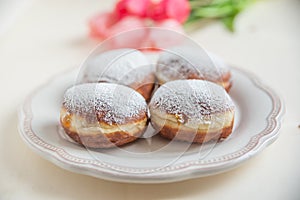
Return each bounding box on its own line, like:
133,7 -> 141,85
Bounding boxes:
219,71 -> 232,92
62,128 -> 144,148
60,108 -> 147,148
157,71 -> 232,92
152,119 -> 234,144
188,72 -> 232,92
129,73 -> 155,102
223,79 -> 232,92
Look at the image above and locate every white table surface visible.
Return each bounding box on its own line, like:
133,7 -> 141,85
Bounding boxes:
0,0 -> 299,199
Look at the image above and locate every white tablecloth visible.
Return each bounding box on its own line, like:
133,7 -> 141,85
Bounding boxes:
0,0 -> 299,199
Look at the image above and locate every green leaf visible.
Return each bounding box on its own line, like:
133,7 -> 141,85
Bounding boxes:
221,14 -> 237,31
186,0 -> 256,32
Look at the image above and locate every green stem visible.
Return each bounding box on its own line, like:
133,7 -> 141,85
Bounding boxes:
192,4 -> 237,18
186,0 -> 255,31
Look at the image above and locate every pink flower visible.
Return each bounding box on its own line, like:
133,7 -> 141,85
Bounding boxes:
147,19 -> 184,49
89,12 -> 118,39
108,16 -> 148,49
88,0 -> 189,46
114,0 -> 150,20
155,19 -> 184,33
109,16 -> 146,36
89,13 -> 145,40
147,0 -> 190,23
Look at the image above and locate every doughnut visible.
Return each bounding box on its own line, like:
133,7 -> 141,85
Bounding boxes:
156,47 -> 232,92
79,48 -> 155,101
149,80 -> 235,143
60,83 -> 148,148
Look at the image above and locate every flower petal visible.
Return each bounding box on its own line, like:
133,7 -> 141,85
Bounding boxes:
108,16 -> 148,49
147,0 -> 190,23
166,0 -> 190,23
89,12 -> 117,39
115,0 -> 150,19
147,19 -> 185,49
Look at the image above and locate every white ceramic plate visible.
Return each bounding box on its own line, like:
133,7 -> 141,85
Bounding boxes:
18,67 -> 284,183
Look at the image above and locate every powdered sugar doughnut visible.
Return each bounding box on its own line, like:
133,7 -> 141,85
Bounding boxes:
149,80 -> 235,143
60,83 -> 148,148
156,46 -> 232,91
79,48 -> 155,101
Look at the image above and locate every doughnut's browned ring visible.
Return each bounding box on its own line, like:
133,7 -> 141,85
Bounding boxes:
62,124 -> 145,148
152,119 -> 234,144
157,71 -> 232,92
60,109 -> 148,148
185,71 -> 232,92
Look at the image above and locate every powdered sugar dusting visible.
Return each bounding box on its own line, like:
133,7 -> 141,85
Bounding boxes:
80,48 -> 153,85
157,46 -> 230,82
150,80 -> 234,124
63,83 -> 147,125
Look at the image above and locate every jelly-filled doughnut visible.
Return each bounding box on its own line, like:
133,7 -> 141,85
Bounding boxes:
156,47 -> 232,92
149,80 -> 235,143
80,48 -> 155,101
60,83 -> 148,148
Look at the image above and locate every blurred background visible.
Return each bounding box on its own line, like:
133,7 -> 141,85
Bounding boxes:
0,0 -> 299,199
